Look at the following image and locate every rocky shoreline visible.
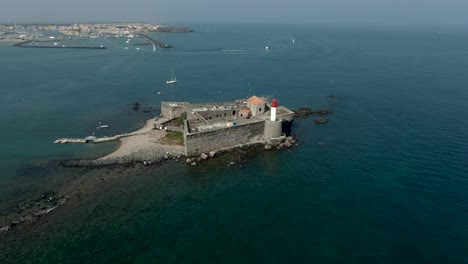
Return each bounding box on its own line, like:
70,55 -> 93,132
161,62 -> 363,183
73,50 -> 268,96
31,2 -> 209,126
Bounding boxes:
0,191 -> 68,233
0,133 -> 300,234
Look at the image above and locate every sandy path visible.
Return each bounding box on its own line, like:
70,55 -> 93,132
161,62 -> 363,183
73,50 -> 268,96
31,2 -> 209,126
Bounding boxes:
100,118 -> 184,160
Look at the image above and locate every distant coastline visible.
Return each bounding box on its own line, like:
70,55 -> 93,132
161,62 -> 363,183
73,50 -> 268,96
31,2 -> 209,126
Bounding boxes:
0,23 -> 193,42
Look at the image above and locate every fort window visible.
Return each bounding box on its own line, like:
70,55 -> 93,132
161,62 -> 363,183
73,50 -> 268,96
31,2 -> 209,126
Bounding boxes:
232,111 -> 236,115
224,113 -> 227,117
259,108 -> 262,112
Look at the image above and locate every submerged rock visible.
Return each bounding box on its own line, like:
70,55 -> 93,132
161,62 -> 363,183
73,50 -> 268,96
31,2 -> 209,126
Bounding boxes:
264,145 -> 272,150
190,162 -> 197,166
200,153 -> 208,160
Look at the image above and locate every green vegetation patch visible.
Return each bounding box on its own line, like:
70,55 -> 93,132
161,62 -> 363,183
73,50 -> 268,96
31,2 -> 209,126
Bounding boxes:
173,112 -> 187,127
160,131 -> 184,145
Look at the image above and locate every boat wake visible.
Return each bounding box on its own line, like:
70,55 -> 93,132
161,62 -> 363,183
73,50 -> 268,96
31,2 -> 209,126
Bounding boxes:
222,49 -> 245,52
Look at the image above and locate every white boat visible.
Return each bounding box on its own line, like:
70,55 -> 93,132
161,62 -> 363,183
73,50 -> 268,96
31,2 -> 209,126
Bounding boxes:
265,46 -> 269,50
292,37 -> 295,44
166,69 -> 177,84
97,125 -> 109,129
153,44 -> 156,52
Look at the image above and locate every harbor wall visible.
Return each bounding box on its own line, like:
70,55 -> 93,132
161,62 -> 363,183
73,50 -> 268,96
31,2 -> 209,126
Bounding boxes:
184,120 -> 265,156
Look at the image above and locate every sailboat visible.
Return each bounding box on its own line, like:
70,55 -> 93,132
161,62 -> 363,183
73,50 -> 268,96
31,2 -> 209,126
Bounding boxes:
153,44 -> 156,52
166,68 -> 177,84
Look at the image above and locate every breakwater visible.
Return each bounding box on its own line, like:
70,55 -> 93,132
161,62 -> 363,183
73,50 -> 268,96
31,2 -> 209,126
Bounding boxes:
13,40 -> 107,49
137,34 -> 172,48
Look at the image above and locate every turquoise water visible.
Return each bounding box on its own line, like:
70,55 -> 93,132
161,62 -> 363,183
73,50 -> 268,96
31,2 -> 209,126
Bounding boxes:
1,24 -> 468,263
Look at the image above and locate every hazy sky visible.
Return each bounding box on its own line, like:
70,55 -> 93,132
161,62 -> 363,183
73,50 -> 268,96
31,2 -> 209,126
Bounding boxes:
2,0 -> 468,24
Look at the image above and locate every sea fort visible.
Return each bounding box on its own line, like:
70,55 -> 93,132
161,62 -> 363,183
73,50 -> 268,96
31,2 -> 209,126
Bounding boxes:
56,96 -> 296,165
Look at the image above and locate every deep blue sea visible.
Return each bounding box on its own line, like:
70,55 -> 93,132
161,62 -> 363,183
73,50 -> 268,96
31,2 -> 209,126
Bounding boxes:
0,24 -> 467,263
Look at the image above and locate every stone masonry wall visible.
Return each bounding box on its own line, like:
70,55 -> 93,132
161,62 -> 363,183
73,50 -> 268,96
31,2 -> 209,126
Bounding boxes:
161,102 -> 186,119
184,120 -> 265,156
195,109 -> 239,122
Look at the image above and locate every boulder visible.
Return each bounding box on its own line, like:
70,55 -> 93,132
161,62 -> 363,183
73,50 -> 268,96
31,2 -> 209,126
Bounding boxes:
0,226 -> 10,232
197,157 -> 201,162
164,155 -> 169,160
191,162 -> 197,166
264,144 -> 272,150
284,141 -> 292,148
186,158 -> 192,163
58,198 -> 66,205
209,151 -> 217,158
200,153 -> 208,160
291,140 -> 296,144
287,136 -> 294,141
279,143 -> 285,148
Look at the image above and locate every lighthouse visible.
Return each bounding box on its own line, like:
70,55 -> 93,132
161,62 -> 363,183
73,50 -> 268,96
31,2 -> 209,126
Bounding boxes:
270,98 -> 278,121
264,98 -> 282,139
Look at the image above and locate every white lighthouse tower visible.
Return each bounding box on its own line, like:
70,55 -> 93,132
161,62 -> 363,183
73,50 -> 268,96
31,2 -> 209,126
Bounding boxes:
264,98 -> 282,139
270,98 -> 278,121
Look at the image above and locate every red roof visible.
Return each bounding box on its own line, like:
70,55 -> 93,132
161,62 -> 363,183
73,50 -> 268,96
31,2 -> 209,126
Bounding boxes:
247,96 -> 265,105
240,109 -> 251,114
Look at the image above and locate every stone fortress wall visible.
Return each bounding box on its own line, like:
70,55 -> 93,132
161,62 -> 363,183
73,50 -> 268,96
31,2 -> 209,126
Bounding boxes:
184,120 -> 265,156
163,96 -> 293,157
161,102 -> 187,119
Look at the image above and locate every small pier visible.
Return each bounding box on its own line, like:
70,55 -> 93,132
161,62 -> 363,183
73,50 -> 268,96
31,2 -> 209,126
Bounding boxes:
137,34 -> 172,48
53,117 -> 172,145
13,40 -> 107,49
54,136 -> 119,144
54,138 -> 86,144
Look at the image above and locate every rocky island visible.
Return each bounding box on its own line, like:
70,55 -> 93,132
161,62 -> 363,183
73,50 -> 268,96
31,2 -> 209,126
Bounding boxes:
58,96 -> 296,167
0,95 -> 336,232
